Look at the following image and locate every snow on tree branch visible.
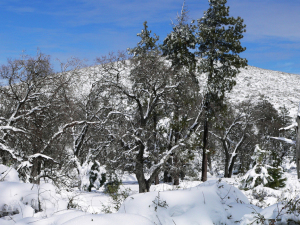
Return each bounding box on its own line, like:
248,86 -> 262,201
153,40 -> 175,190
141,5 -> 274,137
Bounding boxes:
270,137 -> 296,145
279,122 -> 298,131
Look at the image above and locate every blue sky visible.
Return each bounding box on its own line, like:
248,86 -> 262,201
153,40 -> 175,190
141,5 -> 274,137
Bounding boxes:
0,0 -> 299,74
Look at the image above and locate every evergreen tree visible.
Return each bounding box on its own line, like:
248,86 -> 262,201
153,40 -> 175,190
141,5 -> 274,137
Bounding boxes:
113,22 -> 176,192
241,145 -> 286,190
196,0 -> 247,181
128,21 -> 159,57
162,0 -> 197,73
161,2 -> 200,185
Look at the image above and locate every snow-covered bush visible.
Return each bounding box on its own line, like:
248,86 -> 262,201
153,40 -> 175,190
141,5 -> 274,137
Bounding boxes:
103,186 -> 132,213
0,180 -> 67,220
76,161 -> 106,191
104,179 -> 121,195
0,164 -> 67,221
87,161 -> 106,191
242,196 -> 300,224
17,161 -> 32,183
101,172 -> 132,213
241,145 -> 286,190
0,165 -> 19,182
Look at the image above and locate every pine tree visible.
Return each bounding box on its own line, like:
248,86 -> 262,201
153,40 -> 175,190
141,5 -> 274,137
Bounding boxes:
128,21 -> 159,57
161,2 -> 200,185
161,0 -> 197,73
241,145 -> 286,190
266,166 -> 286,189
196,0 -> 247,181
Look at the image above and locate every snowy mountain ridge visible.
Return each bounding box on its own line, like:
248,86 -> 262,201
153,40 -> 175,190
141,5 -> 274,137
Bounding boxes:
228,66 -> 300,117
73,62 -> 300,120
80,63 -> 300,117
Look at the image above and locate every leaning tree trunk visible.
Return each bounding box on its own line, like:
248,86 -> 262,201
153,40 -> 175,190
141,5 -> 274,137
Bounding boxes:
223,139 -> 230,178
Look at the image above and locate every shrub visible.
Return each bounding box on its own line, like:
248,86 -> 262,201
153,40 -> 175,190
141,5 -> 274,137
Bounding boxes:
241,145 -> 286,190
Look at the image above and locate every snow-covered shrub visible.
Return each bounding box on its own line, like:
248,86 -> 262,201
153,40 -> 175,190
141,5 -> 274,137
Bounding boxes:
104,171 -> 122,194
104,187 -> 132,213
104,179 -> 122,195
180,145 -> 202,180
0,165 -> 19,182
101,172 -> 132,213
242,196 -> 300,224
150,191 -> 168,212
0,165 -> 67,220
0,181 -> 67,220
241,145 -> 286,190
102,179 -> 131,213
87,162 -> 106,191
17,161 -> 32,183
78,161 -> 106,191
277,195 -> 300,224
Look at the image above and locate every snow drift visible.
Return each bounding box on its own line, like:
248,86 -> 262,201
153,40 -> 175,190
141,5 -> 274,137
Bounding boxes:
119,179 -> 260,225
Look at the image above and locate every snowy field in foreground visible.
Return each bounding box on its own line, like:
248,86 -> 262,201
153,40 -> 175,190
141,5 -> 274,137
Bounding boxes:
1,163 -> 300,225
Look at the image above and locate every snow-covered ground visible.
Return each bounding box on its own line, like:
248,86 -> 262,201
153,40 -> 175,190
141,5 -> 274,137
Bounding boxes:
1,164 -> 300,225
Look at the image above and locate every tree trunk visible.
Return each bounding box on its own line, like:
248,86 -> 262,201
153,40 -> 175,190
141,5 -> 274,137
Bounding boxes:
135,143 -> 148,193
30,158 -> 41,184
172,107 -> 180,185
136,166 -> 149,193
153,112 -> 159,186
164,170 -> 172,183
208,153 -> 213,175
136,175 -> 148,193
155,175 -> 159,185
173,175 -> 179,185
135,142 -> 158,193
201,119 -> 208,182
0,151 -> 8,165
224,150 -> 230,178
136,169 -> 159,193
228,155 -> 238,178
173,155 -> 179,185
163,157 -> 173,183
296,114 -> 300,179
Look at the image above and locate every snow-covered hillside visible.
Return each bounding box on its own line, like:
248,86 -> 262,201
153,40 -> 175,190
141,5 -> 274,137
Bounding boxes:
229,66 -> 300,117
77,64 -> 300,117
